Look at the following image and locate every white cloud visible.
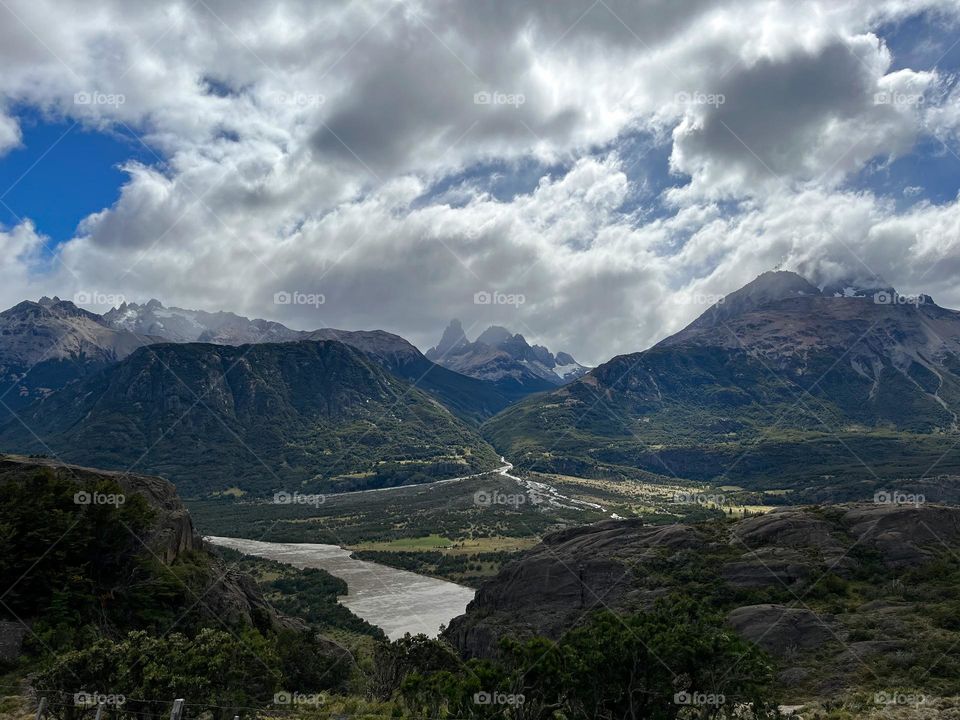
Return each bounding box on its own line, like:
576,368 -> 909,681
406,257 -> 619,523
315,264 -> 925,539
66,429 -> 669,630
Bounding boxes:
0,112 -> 21,156
0,222 -> 54,307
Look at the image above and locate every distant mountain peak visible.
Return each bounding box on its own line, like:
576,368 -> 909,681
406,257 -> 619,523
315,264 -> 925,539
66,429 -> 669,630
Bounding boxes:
5,297 -> 98,322
475,325 -> 514,348
427,319 -> 470,360
101,299 -> 300,345
0,297 -> 158,415
426,320 -> 588,387
488,270 -> 960,495
691,270 -> 821,328
738,270 -> 821,298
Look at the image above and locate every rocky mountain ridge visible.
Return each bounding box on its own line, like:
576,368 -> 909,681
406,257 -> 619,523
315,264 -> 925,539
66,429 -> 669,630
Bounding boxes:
0,297 -> 533,427
426,319 -> 589,389
0,340 -> 500,496
102,298 -> 302,345
0,297 -> 159,413
483,271 -> 960,495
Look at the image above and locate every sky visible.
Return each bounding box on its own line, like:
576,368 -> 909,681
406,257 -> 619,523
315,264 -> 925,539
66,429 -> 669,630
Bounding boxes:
1,0 -> 960,365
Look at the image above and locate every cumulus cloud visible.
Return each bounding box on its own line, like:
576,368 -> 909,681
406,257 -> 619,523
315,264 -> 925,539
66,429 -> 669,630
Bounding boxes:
0,0 -> 958,364
668,39 -> 936,201
0,112 -> 21,156
0,222 -> 54,307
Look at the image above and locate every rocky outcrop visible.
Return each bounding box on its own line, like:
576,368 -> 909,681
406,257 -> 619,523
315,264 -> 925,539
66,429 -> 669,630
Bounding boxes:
0,454 -> 359,689
446,504 -> 960,679
726,605 -> 834,657
731,510 -> 840,550
721,547 -> 811,588
0,455 -> 200,564
446,518 -> 705,657
0,455 -> 343,648
426,320 -> 588,388
841,504 -> 960,567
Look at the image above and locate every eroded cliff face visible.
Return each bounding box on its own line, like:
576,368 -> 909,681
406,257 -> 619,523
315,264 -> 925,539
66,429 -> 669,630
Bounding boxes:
445,505 -> 960,695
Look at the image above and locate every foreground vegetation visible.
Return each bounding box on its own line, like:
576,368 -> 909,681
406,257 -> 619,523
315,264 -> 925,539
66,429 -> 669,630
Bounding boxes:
23,597 -> 780,720
9,459 -> 960,718
0,463 -> 779,719
0,467 -> 362,717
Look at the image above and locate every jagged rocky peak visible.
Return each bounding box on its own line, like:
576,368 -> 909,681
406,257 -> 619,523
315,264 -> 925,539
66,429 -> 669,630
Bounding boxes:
7,296 -> 93,320
101,298 -> 301,345
427,318 -> 470,360
426,320 -> 589,387
0,298 -> 159,414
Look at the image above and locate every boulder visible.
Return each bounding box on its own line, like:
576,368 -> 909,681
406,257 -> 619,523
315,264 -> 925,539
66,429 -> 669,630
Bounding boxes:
726,605 -> 833,657
732,509 -> 841,552
843,504 -> 960,567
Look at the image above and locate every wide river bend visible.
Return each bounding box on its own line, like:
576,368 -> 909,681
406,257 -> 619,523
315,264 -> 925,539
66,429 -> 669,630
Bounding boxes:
206,536 -> 475,639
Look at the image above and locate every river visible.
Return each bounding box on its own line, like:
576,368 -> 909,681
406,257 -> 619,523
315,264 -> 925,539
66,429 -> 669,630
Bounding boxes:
205,536 -> 475,640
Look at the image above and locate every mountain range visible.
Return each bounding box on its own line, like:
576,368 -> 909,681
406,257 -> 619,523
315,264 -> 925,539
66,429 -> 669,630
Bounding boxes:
484,271 -> 960,498
0,297 -> 158,413
426,319 -> 589,390
1,270 -> 957,500
0,298 -> 560,426
103,298 -> 302,344
0,340 -> 499,496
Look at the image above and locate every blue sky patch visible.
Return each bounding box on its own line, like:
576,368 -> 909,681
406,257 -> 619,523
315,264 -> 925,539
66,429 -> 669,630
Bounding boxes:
0,110 -> 157,247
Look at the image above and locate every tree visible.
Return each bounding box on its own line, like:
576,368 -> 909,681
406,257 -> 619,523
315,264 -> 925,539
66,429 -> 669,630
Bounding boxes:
371,633 -> 462,701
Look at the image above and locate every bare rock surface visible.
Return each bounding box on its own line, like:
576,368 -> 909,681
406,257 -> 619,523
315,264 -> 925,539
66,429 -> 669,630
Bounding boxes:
446,503 -> 960,672
726,604 -> 833,656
